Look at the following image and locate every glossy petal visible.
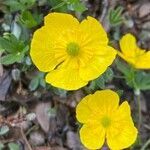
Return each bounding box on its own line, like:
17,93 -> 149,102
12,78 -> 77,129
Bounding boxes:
118,33 -> 150,69
76,90 -> 119,123
90,90 -> 119,115
117,51 -> 135,66
46,58 -> 87,90
135,51 -> 150,69
80,16 -> 108,46
31,13 -> 117,90
80,123 -> 105,149
30,27 -> 59,72
79,46 -> 116,80
76,94 -> 93,123
44,12 -> 79,34
119,33 -> 136,57
76,90 -> 137,150
107,102 -> 138,150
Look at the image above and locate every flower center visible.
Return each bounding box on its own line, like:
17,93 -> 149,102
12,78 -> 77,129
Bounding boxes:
66,42 -> 80,56
101,116 -> 111,128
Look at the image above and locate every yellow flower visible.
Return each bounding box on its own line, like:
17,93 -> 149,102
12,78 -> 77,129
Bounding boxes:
30,13 -> 116,90
76,90 -> 137,150
118,33 -> 150,69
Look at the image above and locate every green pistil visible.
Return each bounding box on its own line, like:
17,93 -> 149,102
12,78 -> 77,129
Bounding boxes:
66,42 -> 80,56
101,116 -> 111,128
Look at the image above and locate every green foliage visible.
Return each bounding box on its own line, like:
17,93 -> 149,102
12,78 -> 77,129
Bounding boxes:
0,34 -> 29,65
108,6 -> 124,27
49,0 -> 87,13
116,59 -> 150,91
0,143 -> 4,150
0,34 -> 24,53
19,11 -> 38,28
29,72 -> 46,91
8,143 -> 20,150
4,0 -> 36,12
51,87 -> 67,98
135,72 -> 150,90
66,0 -> 87,13
0,125 -> 9,136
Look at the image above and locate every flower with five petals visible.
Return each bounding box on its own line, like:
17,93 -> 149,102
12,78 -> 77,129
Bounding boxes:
118,33 -> 150,69
30,13 -> 116,90
76,90 -> 138,149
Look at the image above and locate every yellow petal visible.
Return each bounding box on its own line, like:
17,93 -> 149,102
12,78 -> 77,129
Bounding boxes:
107,101 -> 138,150
30,27 -> 59,72
90,90 -> 119,115
76,90 -> 119,123
79,46 -> 116,81
135,51 -> 150,69
117,51 -> 136,66
31,12 -> 79,72
119,33 -> 137,57
44,12 -> 79,34
80,123 -> 105,149
80,16 -> 108,46
76,94 -> 93,123
45,58 -> 87,90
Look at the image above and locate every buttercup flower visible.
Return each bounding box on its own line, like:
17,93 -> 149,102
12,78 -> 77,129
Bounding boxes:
76,90 -> 137,150
118,33 -> 150,69
30,13 -> 116,90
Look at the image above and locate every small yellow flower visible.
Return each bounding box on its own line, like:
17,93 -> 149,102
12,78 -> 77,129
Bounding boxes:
118,33 -> 150,69
30,13 -> 116,90
76,90 -> 137,150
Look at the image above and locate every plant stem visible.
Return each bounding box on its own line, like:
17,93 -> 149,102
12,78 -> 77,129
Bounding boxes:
141,138 -> 150,150
136,91 -> 142,130
130,67 -> 142,129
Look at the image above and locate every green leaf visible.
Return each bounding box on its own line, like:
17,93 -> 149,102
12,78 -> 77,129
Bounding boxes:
39,78 -> 46,88
103,67 -> 114,82
48,0 -> 68,12
72,2 -> 87,13
50,1 -> 66,10
88,80 -> 96,91
0,36 -> 16,53
115,59 -> 131,76
29,72 -> 46,91
4,0 -> 36,12
0,34 -> 25,53
0,53 -> 22,65
20,0 -> 36,7
0,125 -> 9,136
88,68 -> 114,91
52,87 -> 67,98
8,143 -> 19,150
48,0 -> 64,6
68,0 -> 79,3
19,11 -> 38,28
0,143 -> 4,149
4,0 -> 25,12
108,6 -> 124,26
116,60 -> 134,87
135,72 -> 150,90
95,76 -> 105,89
32,13 -> 43,25
29,77 -> 40,91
